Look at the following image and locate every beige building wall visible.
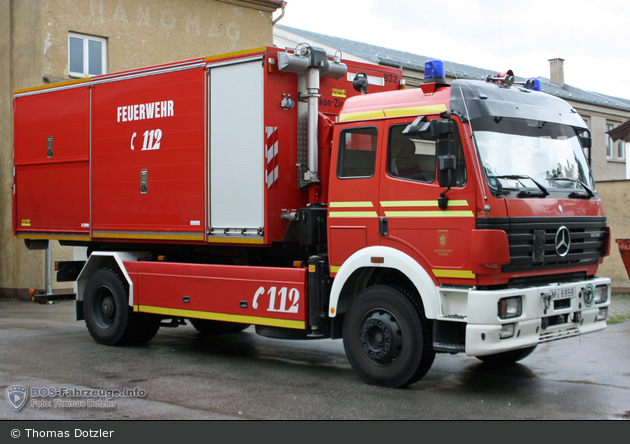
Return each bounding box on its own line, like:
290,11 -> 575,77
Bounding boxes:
595,180 -> 630,289
1,0 -> 283,299
575,103 -> 630,182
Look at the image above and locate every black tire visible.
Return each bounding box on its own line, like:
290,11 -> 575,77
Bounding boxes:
476,345 -> 537,365
133,314 -> 161,344
190,319 -> 250,336
342,285 -> 435,388
83,268 -> 158,345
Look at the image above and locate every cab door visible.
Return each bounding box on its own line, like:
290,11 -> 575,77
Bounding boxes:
328,122 -> 383,273
378,116 -> 477,284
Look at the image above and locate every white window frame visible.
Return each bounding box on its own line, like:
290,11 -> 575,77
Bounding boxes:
606,123 -> 614,159
68,33 -> 107,78
617,139 -> 625,161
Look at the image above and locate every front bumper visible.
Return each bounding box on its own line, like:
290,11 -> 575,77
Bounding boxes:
453,277 -> 611,357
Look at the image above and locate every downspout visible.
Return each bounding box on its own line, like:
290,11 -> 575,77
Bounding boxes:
272,2 -> 286,25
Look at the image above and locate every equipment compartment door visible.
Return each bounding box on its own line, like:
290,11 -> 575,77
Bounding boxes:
208,59 -> 265,242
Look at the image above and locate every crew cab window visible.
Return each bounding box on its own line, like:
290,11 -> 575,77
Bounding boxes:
388,123 -> 467,187
337,127 -> 378,178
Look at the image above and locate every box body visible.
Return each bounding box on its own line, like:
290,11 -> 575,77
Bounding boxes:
13,47 -> 401,246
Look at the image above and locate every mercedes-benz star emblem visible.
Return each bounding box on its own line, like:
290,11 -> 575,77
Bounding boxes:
555,226 -> 571,257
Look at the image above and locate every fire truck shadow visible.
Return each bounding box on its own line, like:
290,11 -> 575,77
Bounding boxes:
163,327 -> 353,376
456,361 -> 539,393
175,328 -> 261,357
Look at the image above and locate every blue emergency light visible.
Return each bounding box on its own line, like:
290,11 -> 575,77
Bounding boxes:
424,60 -> 446,83
525,78 -> 541,91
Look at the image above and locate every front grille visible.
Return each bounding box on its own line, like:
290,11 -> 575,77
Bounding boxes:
539,327 -> 580,342
477,217 -> 608,274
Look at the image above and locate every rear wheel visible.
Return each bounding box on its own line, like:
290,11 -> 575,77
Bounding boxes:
83,268 -> 159,345
476,345 -> 537,365
342,285 -> 435,388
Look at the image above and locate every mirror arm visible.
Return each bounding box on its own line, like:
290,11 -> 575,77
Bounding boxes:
438,184 -> 451,210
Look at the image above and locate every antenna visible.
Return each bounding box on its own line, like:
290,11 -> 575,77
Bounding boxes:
447,60 -> 459,81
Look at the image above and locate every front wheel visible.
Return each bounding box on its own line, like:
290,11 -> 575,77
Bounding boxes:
342,285 -> 435,388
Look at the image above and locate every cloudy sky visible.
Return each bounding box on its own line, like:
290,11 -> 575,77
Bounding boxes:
278,0 -> 630,100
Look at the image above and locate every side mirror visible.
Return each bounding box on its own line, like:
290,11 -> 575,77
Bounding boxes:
430,119 -> 453,139
403,117 -> 454,140
579,135 -> 592,149
402,117 -> 432,139
437,139 -> 456,188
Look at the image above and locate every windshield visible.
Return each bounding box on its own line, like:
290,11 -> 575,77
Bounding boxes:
473,116 -> 596,197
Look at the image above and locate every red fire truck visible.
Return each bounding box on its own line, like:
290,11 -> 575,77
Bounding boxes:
13,46 -> 611,387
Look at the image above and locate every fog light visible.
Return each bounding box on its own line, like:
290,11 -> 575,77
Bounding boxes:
500,323 -> 515,339
596,307 -> 608,321
498,296 -> 522,319
594,285 -> 608,304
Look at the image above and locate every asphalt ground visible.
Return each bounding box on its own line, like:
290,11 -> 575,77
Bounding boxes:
0,293 -> 628,421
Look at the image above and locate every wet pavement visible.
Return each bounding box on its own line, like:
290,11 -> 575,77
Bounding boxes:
1,296 -> 629,420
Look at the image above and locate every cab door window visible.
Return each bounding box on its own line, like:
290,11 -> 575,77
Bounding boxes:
388,122 -> 467,187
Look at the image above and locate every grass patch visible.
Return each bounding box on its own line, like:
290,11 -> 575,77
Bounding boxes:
609,294 -> 630,324
608,311 -> 630,324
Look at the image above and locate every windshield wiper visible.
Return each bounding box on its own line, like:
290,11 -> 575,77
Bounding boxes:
489,175 -> 550,197
549,177 -> 595,199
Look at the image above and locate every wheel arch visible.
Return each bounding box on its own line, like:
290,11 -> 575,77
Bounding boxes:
77,251 -> 146,306
329,246 -> 439,320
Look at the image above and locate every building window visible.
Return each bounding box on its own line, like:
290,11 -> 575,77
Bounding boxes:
606,122 -> 626,162
68,33 -> 107,78
606,124 -> 614,158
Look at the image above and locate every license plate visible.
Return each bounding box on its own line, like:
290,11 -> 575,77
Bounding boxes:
547,287 -> 576,300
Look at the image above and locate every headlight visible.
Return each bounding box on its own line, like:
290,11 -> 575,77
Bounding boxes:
498,296 -> 522,319
594,285 -> 608,304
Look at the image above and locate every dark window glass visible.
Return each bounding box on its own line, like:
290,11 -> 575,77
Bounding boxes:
69,37 -> 84,74
388,123 -> 467,187
338,127 -> 378,178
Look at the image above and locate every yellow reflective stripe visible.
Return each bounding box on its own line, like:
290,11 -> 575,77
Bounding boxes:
330,266 -> 341,274
204,46 -> 267,62
329,201 -> 373,208
433,269 -> 476,279
135,305 -> 305,330
329,201 -> 377,217
339,104 -> 448,122
380,200 -> 469,207
339,110 -> 385,122
383,105 -> 447,118
207,237 -> 265,245
14,77 -> 92,95
329,211 -> 379,218
385,210 -> 474,217
18,234 -> 91,242
93,231 -> 204,241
